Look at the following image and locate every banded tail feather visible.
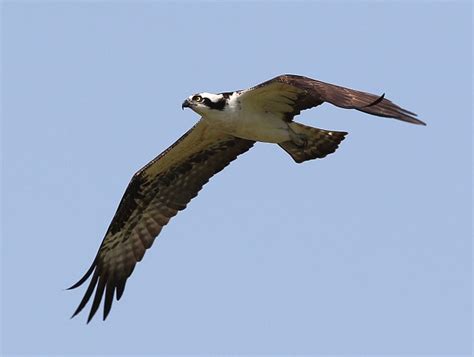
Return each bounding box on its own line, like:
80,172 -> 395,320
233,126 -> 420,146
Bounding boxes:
279,122 -> 347,163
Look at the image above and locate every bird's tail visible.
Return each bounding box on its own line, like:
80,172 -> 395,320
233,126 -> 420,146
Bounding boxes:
279,122 -> 348,163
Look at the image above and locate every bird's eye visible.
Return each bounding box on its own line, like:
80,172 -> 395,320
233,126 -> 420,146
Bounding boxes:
192,95 -> 203,102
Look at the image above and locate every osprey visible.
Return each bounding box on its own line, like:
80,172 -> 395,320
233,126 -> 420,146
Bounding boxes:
69,74 -> 425,322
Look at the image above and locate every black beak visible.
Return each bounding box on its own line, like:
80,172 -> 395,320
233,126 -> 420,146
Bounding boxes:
182,99 -> 191,110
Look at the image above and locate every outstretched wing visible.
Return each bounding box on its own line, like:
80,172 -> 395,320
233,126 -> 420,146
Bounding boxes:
69,120 -> 255,322
238,74 -> 425,125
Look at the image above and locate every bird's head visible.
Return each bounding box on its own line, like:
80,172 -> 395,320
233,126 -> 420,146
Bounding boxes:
182,92 -> 229,115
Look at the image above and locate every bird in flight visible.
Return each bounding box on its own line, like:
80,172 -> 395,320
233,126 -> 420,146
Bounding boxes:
68,74 -> 425,322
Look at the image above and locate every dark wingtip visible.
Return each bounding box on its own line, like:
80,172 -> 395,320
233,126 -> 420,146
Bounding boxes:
401,112 -> 426,126
103,282 -> 115,321
413,118 -> 427,126
67,281 -> 83,290
86,275 -> 106,323
393,115 -> 426,126
67,259 -> 97,290
116,279 -> 126,301
359,92 -> 426,126
365,93 -> 385,107
70,309 -> 81,320
68,257 -> 98,322
70,299 -> 87,320
69,267 -> 100,321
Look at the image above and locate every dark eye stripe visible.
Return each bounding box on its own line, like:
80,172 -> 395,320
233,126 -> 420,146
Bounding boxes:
203,98 -> 227,111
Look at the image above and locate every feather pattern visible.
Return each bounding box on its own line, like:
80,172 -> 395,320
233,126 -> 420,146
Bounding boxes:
68,120 -> 254,322
69,74 -> 425,322
239,74 -> 425,125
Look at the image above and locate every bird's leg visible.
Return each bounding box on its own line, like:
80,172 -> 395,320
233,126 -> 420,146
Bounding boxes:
288,126 -> 307,148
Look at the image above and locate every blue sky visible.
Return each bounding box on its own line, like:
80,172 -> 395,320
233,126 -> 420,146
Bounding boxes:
1,1 -> 472,355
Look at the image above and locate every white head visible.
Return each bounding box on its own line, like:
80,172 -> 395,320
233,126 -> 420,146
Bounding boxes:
182,92 -> 232,116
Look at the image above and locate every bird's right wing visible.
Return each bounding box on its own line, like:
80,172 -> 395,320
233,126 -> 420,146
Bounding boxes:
69,119 -> 255,322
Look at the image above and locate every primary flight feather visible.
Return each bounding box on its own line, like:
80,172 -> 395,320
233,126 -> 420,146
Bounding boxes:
69,74 -> 425,322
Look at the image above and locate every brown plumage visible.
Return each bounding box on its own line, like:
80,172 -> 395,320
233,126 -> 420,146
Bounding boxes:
243,74 -> 425,125
69,74 -> 424,322
279,123 -> 348,163
69,122 -> 254,322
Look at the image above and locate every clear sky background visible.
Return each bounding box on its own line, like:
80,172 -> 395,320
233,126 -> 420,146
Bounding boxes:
1,1 -> 472,356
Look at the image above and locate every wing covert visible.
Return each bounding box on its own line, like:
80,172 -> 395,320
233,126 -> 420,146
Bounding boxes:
69,120 -> 254,322
240,74 -> 425,125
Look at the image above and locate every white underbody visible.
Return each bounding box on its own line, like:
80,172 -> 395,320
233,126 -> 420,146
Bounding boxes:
200,92 -> 292,143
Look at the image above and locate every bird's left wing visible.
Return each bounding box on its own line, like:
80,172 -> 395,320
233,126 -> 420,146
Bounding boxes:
238,74 -> 425,125
68,119 -> 254,322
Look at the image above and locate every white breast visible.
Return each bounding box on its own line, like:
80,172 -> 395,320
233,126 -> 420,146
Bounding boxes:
202,92 -> 292,143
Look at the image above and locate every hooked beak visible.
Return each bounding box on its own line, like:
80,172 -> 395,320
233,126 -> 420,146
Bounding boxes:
182,99 -> 191,110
